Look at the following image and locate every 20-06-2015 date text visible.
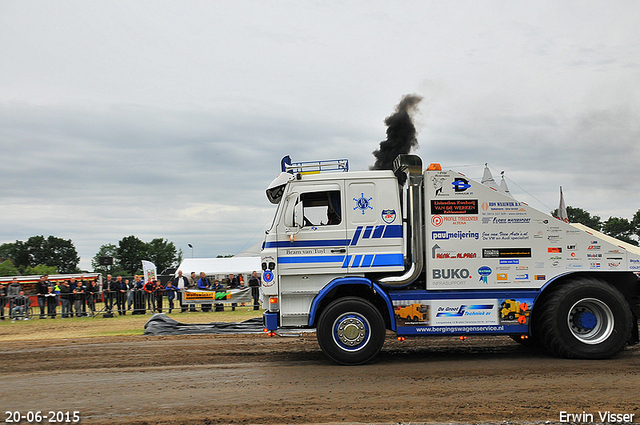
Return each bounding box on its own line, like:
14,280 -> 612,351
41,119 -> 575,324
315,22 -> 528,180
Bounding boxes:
5,411 -> 80,423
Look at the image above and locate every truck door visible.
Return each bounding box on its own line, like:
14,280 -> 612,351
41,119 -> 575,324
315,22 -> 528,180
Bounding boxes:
345,179 -> 405,273
276,183 -> 348,275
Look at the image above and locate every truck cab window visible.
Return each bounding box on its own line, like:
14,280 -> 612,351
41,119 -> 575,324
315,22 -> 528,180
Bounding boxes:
300,191 -> 341,226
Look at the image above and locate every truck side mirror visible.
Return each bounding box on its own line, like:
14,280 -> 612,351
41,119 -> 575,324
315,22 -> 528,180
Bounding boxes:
284,194 -> 298,227
294,202 -> 304,228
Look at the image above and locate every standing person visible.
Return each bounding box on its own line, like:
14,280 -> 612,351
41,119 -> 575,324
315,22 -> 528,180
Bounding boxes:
69,278 -> 82,316
126,277 -> 136,310
46,286 -> 58,318
173,271 -> 189,313
164,280 -> 177,313
36,275 -> 49,319
7,278 -> 21,314
103,275 -> 114,313
153,280 -> 164,313
73,281 -> 85,317
113,276 -> 127,315
59,280 -> 73,318
85,279 -> 98,316
78,275 -> 88,315
0,283 -> 6,320
197,272 -> 211,312
228,273 -> 239,311
11,290 -> 30,320
142,278 -> 154,313
248,271 -> 261,311
188,272 -> 198,312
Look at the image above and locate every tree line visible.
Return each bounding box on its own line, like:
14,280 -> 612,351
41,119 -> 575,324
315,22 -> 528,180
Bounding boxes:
552,207 -> 640,246
0,235 -> 182,277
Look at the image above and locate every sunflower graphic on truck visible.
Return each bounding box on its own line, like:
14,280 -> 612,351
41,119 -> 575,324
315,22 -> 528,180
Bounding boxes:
500,299 -> 530,324
395,303 -> 429,322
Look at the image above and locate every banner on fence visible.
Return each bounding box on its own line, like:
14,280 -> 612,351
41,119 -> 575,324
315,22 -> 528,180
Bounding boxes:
183,288 -> 253,304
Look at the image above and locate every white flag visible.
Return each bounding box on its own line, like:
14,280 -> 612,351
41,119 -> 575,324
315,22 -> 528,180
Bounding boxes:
142,260 -> 157,282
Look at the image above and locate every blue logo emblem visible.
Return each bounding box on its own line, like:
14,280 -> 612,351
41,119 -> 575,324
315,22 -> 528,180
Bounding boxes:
263,270 -> 274,283
353,193 -> 373,215
452,178 -> 471,192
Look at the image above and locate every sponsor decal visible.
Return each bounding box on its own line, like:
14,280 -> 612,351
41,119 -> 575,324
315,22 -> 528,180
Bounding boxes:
481,201 -> 525,212
548,247 -> 562,253
435,303 -> 494,318
431,199 -> 478,215
381,209 -> 396,224
551,260 -> 562,268
478,266 -> 492,284
497,273 -> 508,281
452,178 -> 472,193
608,262 -> 621,269
515,274 -> 529,280
534,275 -> 546,280
431,174 -> 448,196
590,262 -> 602,269
535,262 -> 545,268
432,230 -> 480,241
566,229 -> 582,235
481,231 -> 529,241
566,264 -> 584,269
499,259 -> 520,264
566,244 -> 577,250
629,258 -> 640,263
587,253 -> 602,259
432,215 -> 478,226
353,193 -> 373,215
483,248 -> 532,258
431,244 -> 477,259
432,268 -> 471,279
547,235 -> 562,242
481,217 -> 532,224
587,244 -> 601,250
630,265 -> 640,270
534,230 -> 544,239
567,252 -> 582,261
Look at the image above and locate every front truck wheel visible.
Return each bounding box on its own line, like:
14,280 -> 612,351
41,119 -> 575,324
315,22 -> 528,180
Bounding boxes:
537,278 -> 633,359
316,297 -> 386,365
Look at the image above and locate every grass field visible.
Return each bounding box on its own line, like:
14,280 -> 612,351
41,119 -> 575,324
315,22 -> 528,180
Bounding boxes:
0,308 -> 264,342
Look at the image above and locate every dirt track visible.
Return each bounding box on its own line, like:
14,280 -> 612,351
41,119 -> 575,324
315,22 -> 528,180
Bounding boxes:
1,331 -> 639,425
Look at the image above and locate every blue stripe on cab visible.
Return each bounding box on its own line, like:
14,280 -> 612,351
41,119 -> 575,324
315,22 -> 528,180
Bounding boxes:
372,253 -> 404,267
383,225 -> 403,238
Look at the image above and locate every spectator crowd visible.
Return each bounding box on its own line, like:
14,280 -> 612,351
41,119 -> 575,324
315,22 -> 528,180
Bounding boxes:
0,270 -> 262,321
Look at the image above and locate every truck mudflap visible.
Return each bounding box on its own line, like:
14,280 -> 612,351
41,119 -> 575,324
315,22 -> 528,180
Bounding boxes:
389,289 -> 538,336
308,276 -> 396,331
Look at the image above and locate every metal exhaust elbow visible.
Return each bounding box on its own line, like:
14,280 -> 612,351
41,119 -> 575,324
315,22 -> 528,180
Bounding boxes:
379,155 -> 424,287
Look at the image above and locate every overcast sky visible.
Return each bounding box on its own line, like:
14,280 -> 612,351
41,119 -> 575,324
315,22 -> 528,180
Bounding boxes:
1,1 -> 639,271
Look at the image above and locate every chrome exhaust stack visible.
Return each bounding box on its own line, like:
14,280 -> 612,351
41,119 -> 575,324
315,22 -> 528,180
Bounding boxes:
379,154 -> 424,287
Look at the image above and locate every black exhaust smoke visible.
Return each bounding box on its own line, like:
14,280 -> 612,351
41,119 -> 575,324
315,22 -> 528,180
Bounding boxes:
370,94 -> 422,180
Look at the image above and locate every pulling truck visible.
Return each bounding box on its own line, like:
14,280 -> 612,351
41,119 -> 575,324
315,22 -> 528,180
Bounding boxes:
260,154 -> 640,364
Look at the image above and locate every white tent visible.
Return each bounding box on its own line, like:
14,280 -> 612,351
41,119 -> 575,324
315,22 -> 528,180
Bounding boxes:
174,257 -> 261,277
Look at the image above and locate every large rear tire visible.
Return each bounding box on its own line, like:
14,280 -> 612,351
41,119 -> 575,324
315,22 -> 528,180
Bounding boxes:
537,278 -> 632,359
316,297 -> 385,365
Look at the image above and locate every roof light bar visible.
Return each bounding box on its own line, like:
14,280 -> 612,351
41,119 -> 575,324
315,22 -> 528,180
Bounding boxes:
280,155 -> 349,174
